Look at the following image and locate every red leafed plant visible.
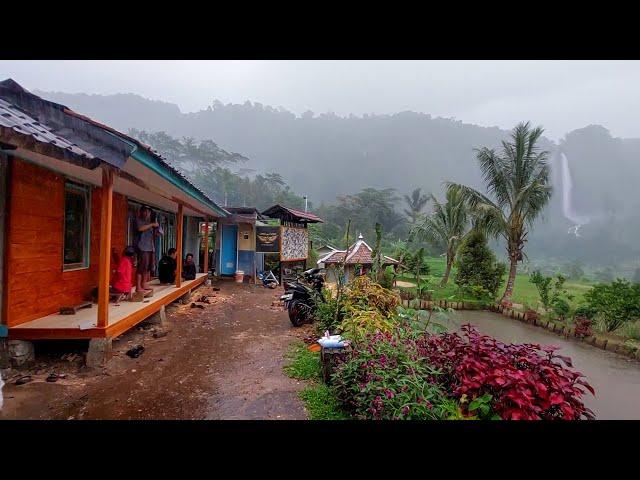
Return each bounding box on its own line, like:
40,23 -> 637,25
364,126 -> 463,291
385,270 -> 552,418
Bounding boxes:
574,317 -> 593,338
417,324 -> 595,420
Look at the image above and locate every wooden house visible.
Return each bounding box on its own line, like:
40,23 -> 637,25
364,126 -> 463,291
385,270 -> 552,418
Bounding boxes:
0,79 -> 227,366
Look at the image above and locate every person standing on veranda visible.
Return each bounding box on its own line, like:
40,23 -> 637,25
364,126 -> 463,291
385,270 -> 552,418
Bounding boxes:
136,205 -> 159,294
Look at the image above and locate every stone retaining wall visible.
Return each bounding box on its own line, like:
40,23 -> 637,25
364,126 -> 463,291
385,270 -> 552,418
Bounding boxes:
399,298 -> 484,310
399,298 -> 640,362
489,304 -> 640,362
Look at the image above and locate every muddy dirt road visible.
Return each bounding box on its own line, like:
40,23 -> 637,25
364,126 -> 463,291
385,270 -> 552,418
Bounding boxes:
0,282 -> 308,420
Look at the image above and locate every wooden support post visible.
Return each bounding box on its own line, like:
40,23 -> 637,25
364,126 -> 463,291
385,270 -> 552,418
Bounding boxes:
97,167 -> 114,328
203,221 -> 209,274
176,203 -> 184,288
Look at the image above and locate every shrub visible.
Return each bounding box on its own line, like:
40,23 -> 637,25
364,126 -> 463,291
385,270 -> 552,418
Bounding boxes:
314,292 -> 342,335
530,270 -> 552,309
338,276 -> 399,339
573,304 -> 596,320
454,230 -> 505,299
404,249 -> 431,278
417,325 -> 595,420
342,276 -> 399,317
332,329 -> 463,420
462,285 -> 493,304
339,310 -> 395,340
377,267 -> 395,290
551,297 -> 571,321
583,279 -> 640,332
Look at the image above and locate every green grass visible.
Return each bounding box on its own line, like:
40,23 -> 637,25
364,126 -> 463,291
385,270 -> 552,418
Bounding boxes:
283,341 -> 349,420
283,341 -> 321,381
396,257 -> 595,308
298,384 -> 350,420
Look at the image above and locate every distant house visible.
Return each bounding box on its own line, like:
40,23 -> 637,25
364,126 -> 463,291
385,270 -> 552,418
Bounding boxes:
215,206 -> 265,282
320,233 -> 399,282
315,244 -> 338,267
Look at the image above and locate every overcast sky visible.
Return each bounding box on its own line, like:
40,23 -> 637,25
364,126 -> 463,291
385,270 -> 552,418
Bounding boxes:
1,60 -> 639,140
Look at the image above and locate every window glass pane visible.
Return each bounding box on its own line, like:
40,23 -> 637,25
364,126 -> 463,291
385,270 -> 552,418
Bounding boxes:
64,183 -> 88,268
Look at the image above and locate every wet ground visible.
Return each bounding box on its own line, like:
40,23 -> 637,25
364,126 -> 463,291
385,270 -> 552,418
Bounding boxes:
0,281 -> 308,420
452,311 -> 640,420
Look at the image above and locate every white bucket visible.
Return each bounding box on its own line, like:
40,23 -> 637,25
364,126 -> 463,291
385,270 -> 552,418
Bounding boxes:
235,270 -> 244,283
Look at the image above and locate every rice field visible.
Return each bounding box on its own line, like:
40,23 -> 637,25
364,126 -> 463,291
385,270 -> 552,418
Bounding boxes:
395,256 -> 594,307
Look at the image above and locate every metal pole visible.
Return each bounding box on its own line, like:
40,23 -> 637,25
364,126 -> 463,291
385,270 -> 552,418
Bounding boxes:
304,196 -> 308,212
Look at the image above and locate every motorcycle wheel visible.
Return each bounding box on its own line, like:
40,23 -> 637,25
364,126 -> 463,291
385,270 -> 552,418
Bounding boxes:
288,300 -> 306,327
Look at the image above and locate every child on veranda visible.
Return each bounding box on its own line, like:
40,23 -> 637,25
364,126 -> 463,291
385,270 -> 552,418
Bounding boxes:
111,246 -> 136,302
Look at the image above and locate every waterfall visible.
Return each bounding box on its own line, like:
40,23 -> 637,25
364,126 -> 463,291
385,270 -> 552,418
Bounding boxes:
559,152 -> 590,237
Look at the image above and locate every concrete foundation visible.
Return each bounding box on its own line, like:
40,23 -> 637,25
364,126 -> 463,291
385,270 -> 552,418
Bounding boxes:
7,340 -> 35,367
179,289 -> 192,305
86,338 -> 113,368
146,305 -> 167,327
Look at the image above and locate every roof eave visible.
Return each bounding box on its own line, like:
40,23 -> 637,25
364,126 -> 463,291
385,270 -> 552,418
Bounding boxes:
0,126 -> 102,169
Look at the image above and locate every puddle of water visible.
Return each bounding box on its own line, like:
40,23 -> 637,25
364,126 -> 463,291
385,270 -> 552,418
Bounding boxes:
451,311 -> 640,420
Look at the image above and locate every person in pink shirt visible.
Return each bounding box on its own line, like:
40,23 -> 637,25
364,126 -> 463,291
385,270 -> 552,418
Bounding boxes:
111,246 -> 136,301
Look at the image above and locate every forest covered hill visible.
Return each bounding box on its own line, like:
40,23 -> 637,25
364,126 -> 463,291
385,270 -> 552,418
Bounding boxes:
35,89 -> 640,267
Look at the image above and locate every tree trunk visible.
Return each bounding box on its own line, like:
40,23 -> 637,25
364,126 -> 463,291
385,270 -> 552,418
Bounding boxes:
441,254 -> 453,286
501,256 -> 518,304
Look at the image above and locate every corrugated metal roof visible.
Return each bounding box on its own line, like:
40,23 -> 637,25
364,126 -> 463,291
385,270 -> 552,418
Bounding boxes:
0,78 -> 227,217
261,204 -> 323,223
0,97 -> 101,168
0,99 -> 89,156
0,78 -> 131,168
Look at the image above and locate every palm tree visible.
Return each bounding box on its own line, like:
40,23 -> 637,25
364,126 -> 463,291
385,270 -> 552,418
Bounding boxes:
414,187 -> 469,286
447,122 -> 552,304
403,188 -> 429,224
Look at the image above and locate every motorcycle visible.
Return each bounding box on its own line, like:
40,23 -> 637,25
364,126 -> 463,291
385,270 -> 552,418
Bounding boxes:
280,268 -> 325,327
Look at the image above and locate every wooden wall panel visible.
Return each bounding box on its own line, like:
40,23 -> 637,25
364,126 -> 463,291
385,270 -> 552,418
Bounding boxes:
5,159 -> 127,326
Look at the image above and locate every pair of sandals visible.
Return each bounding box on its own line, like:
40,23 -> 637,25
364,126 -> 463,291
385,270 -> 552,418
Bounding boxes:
14,373 -> 66,385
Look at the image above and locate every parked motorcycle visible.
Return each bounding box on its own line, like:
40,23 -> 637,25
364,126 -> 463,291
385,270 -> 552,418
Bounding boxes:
280,268 -> 325,327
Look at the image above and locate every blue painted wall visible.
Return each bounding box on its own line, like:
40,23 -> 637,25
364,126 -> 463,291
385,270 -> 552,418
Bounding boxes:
220,224 -> 238,275
237,250 -> 254,275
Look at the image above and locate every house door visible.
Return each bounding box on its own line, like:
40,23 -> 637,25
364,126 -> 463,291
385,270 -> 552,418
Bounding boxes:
220,224 -> 238,275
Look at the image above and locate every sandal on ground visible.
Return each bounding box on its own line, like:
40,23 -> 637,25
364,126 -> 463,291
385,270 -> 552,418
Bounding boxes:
15,375 -> 32,385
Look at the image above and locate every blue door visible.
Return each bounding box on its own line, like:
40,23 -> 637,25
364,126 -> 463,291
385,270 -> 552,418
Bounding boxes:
220,224 -> 238,275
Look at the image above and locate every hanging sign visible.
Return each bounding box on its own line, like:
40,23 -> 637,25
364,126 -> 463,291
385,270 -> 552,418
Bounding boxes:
256,226 -> 280,252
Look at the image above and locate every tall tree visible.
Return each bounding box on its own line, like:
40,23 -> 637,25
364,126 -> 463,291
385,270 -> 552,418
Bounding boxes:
448,122 -> 552,304
403,188 -> 429,224
414,187 -> 469,285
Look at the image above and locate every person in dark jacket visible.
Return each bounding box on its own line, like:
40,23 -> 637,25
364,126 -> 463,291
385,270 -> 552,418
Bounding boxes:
182,253 -> 197,280
158,248 -> 177,284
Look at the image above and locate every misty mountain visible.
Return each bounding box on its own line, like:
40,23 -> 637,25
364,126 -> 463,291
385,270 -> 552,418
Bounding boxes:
35,89 -> 640,265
